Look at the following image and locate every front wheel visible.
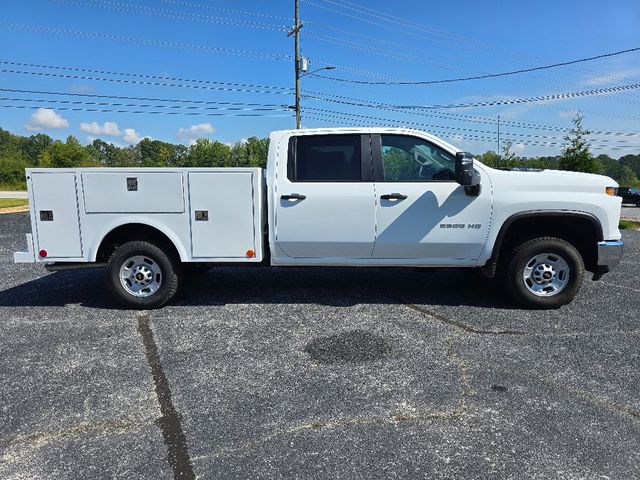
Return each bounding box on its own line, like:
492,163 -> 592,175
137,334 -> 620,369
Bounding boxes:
506,237 -> 584,309
106,241 -> 179,309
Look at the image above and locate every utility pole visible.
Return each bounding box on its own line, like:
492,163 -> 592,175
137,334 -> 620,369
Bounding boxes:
497,114 -> 501,154
497,114 -> 501,168
288,0 -> 303,129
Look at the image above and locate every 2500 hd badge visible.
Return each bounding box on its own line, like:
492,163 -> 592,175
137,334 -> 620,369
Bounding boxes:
440,223 -> 482,229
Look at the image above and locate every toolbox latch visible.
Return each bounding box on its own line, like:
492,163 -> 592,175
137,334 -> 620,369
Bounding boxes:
39,210 -> 54,222
195,210 -> 209,221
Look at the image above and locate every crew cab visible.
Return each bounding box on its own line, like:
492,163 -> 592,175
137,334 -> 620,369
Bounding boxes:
14,128 -> 624,309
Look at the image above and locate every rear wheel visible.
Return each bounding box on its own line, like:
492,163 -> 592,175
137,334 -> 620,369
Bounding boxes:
506,237 -> 584,309
107,241 -> 179,309
636,200 -> 640,208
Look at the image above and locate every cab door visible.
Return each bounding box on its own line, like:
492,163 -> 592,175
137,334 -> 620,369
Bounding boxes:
371,134 -> 492,264
274,134 -> 376,259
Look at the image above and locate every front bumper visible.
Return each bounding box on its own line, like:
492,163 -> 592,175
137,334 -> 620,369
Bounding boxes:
594,240 -> 624,278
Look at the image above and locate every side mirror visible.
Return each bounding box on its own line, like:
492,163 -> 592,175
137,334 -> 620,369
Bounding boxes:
455,152 -> 481,195
455,152 -> 477,186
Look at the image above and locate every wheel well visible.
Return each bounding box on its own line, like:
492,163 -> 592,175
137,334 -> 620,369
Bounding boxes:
96,224 -> 181,263
491,214 -> 602,274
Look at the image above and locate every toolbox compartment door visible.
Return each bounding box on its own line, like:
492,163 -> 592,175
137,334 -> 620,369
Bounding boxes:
82,172 -> 184,214
188,172 -> 257,258
31,172 -> 82,258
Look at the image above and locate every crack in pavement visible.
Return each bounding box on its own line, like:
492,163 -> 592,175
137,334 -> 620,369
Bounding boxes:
540,377 -> 640,423
0,418 -> 152,458
192,327 -> 477,462
387,296 -> 527,336
137,312 -> 195,480
191,407 -> 466,462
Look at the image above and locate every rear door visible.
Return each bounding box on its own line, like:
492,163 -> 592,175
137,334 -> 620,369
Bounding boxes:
188,171 -> 258,259
274,134 -> 376,259
31,171 -> 82,258
371,134 -> 492,264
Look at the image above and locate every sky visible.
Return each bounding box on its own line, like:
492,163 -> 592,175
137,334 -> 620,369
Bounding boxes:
0,0 -> 639,157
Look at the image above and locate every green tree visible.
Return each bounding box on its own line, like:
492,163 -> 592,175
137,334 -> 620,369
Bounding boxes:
559,112 -> 601,173
501,139 -> 518,169
230,137 -> 269,167
619,154 -> 640,179
186,139 -> 232,167
476,150 -> 500,168
39,136 -> 99,168
89,139 -> 121,167
23,133 -> 54,166
136,138 -> 187,167
0,153 -> 29,187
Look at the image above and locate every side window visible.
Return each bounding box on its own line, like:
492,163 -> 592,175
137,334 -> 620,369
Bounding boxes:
289,135 -> 362,182
381,135 -> 456,182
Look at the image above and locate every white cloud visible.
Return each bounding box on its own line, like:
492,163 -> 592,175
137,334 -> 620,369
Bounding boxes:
25,108 -> 70,132
512,143 -> 526,154
123,128 -> 143,144
80,121 -> 121,136
559,109 -> 579,119
176,123 -> 215,145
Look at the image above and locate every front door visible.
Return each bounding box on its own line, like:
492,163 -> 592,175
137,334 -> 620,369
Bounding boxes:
274,133 -> 376,259
371,134 -> 492,264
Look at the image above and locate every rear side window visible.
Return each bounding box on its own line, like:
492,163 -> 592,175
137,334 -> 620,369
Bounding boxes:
288,134 -> 362,182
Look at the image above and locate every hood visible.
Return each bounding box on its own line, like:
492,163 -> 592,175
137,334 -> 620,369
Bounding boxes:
480,164 -> 618,194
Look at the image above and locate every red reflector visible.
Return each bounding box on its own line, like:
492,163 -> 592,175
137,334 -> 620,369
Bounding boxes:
38,249 -> 48,258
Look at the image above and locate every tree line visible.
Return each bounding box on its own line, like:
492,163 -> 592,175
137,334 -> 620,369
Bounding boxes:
0,128 -> 269,189
476,114 -> 640,187
1,113 -> 639,190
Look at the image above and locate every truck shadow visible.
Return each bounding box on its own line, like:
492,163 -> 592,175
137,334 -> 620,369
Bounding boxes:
0,266 -> 518,310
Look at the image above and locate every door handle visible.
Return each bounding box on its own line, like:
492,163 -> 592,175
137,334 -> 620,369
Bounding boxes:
380,193 -> 407,200
281,193 -> 306,201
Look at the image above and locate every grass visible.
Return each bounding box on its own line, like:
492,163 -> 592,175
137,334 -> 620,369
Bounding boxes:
619,219 -> 640,230
0,198 -> 28,209
0,182 -> 27,191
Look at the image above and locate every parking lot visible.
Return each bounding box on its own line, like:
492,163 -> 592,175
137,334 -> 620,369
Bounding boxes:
622,206 -> 640,221
1,211 -> 638,479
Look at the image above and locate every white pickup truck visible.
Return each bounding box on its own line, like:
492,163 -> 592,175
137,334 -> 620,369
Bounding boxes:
14,128 -> 623,309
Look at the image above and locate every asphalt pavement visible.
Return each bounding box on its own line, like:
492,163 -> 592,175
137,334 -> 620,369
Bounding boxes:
621,206 -> 640,221
0,212 -> 638,479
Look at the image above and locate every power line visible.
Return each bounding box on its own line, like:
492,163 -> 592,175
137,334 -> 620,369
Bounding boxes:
53,0 -> 290,32
302,107 -> 640,144
0,60 -> 292,92
0,103 -> 292,117
303,82 -> 640,112
0,88 -> 288,108
1,96 -> 286,112
311,47 -> 640,85
159,0 -> 293,21
306,0 -> 639,89
0,68 -> 291,96
302,111 -> 639,151
0,23 -> 291,60
303,89 -> 640,133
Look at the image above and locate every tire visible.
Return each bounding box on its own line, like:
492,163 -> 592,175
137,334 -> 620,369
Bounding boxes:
505,237 -> 584,309
106,241 -> 180,309
636,200 -> 640,208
